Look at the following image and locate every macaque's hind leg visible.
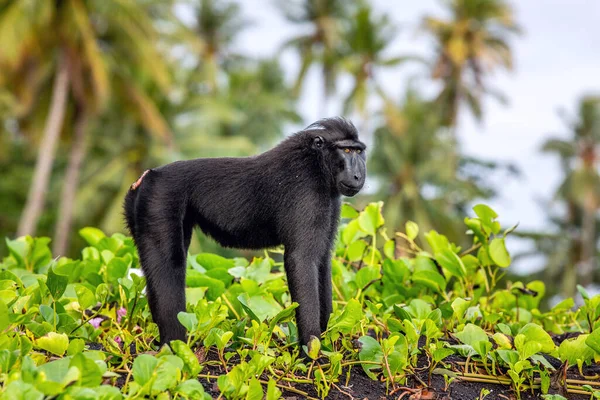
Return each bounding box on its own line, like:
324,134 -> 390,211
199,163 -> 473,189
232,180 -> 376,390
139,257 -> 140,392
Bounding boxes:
138,220 -> 188,345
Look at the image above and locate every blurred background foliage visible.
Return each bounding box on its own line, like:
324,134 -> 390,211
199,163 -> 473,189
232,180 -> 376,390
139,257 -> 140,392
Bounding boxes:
0,0 -> 598,302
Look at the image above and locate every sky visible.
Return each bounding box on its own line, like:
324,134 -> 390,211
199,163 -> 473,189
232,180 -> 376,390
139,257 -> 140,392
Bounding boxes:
230,0 -> 600,274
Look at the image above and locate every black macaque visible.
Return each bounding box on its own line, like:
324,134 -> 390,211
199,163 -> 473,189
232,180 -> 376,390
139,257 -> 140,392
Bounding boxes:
123,118 -> 366,346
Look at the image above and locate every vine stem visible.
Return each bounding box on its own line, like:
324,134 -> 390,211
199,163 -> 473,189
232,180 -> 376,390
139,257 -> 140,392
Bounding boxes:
197,374 -> 319,399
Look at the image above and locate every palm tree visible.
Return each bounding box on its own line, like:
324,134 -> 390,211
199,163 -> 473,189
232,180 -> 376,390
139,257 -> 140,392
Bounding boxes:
369,88 -> 492,245
423,0 -> 519,127
0,0 -> 70,238
279,0 -> 354,111
190,0 -> 247,92
341,3 -> 412,119
0,1 -> 172,254
538,96 -> 600,296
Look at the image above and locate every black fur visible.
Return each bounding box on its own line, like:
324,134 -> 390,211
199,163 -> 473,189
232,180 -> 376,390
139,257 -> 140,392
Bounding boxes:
124,118 -> 366,346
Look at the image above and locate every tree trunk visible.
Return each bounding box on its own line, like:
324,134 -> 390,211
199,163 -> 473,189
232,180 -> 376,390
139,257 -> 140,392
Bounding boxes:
53,109 -> 89,256
580,191 -> 597,287
17,54 -> 70,237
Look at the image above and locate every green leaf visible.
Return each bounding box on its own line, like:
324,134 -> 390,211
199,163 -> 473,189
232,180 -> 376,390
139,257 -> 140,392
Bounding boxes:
433,348 -> 454,363
489,238 -> 511,267
47,265 -> 68,300
36,332 -> 69,356
358,336 -> 383,379
328,299 -> 363,334
306,336 -> 321,360
266,378 -> 282,400
585,329 -> 600,354
357,202 -> 384,236
79,227 -> 106,246
455,324 -> 489,348
151,357 -> 181,394
268,303 -> 299,331
425,231 -> 451,253
412,270 -> 446,293
383,240 -> 395,259
405,221 -> 419,240
237,293 -> 282,321
518,324 -> 555,354
132,354 -> 158,387
435,249 -> 466,278
171,340 -> 201,377
246,377 -> 263,400
75,284 -> 96,310
560,334 -> 594,365
177,312 -> 198,333
341,203 -> 359,219
473,204 -> 498,231
1,381 -> 44,400
67,339 -> 85,356
70,353 -> 102,387
196,253 -> 235,270
578,284 -> 590,301
0,300 -> 9,332
347,240 -> 367,262
175,380 -> 207,399
355,265 -> 381,289
39,305 -> 58,326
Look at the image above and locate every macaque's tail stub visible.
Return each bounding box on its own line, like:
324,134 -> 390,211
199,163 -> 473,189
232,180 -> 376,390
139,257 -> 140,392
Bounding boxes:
131,170 -> 150,191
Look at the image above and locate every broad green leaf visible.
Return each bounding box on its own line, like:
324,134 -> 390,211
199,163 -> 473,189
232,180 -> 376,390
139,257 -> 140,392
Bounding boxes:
0,300 -> 9,331
67,339 -> 85,356
405,221 -> 419,240
151,357 -> 181,394
518,323 -> 555,353
358,336 -> 383,379
347,240 -> 367,262
47,265 -> 68,300
177,312 -> 198,333
1,381 -> 44,400
36,332 -> 69,356
493,333 -> 512,349
132,354 -> 158,386
237,293 -> 282,321
355,265 -> 381,289
455,324 -> 488,348
175,380 -> 207,399
196,253 -> 235,270
341,203 -> 359,219
79,227 -> 106,246
171,340 -> 202,376
489,238 -> 511,267
70,353 -> 102,387
560,334 -> 594,365
357,202 -> 384,236
383,240 -> 395,259
585,329 -> 600,354
435,249 -> 466,278
306,336 -> 321,360
75,284 -> 96,310
246,377 -> 263,400
266,378 -> 282,400
424,231 -> 451,254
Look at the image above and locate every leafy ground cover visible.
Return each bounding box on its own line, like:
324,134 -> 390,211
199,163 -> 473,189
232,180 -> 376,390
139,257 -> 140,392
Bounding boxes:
1,202 -> 600,399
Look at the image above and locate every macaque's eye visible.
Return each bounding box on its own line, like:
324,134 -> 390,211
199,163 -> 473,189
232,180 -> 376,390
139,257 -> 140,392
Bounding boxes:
344,148 -> 350,153
357,149 -> 361,153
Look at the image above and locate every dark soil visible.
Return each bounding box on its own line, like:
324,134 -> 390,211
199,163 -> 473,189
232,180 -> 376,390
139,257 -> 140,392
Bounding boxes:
87,338 -> 598,399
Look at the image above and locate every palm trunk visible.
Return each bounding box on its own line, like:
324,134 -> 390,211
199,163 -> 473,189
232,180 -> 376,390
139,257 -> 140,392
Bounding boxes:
53,109 -> 89,256
17,53 -> 70,237
562,201 -> 580,298
580,191 -> 597,287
